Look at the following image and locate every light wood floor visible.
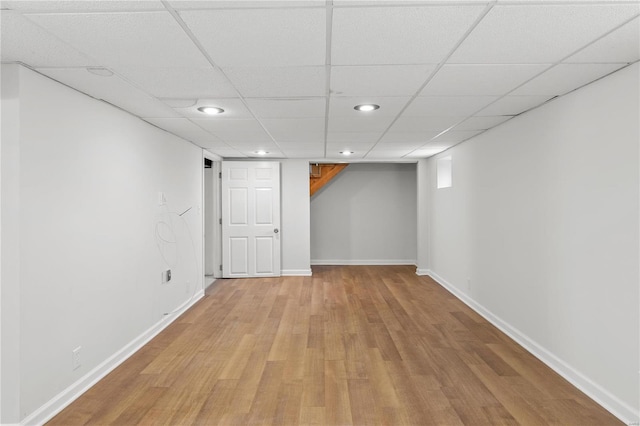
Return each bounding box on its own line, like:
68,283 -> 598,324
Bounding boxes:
49,265 -> 622,425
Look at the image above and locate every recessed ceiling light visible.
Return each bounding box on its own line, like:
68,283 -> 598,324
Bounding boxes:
197,106 -> 225,115
255,150 -> 268,156
354,104 -> 379,112
86,67 -> 113,77
340,151 -> 353,156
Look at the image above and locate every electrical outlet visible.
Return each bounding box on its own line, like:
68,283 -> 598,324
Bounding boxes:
161,269 -> 172,284
72,346 -> 81,370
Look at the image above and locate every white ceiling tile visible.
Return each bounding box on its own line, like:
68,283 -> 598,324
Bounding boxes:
285,153 -> 324,159
0,12 -> 99,67
36,67 -> 181,118
511,63 -> 626,96
380,131 -> 441,144
326,132 -> 383,143
193,118 -> 273,142
282,148 -> 325,158
329,96 -> 410,117
260,118 -> 325,143
160,99 -> 199,108
331,65 -> 435,96
421,64 -> 549,96
326,140 -> 377,149
245,98 -> 326,118
277,141 -> 324,149
405,96 -> 499,116
374,140 -> 424,149
25,12 -> 210,69
404,142 -> 457,158
209,149 -> 247,158
452,115 -> 512,131
224,67 -> 326,98
225,140 -> 281,148
566,16 -> 640,63
169,1 -> 325,9
449,4 -> 640,64
431,129 -> 485,143
477,95 -> 554,116
114,67 -> 238,98
173,98 -> 253,119
2,1 -> 165,12
328,116 -> 396,133
143,117 -> 225,148
180,9 -> 326,67
365,149 -> 414,159
331,5 -> 485,65
389,116 -> 463,134
334,0 -> 489,5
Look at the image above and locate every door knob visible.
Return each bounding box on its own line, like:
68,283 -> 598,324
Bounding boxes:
274,228 -> 279,233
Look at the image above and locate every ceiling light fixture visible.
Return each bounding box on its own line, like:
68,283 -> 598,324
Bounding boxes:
340,151 -> 353,156
255,150 -> 268,156
354,104 -> 379,112
197,106 -> 225,115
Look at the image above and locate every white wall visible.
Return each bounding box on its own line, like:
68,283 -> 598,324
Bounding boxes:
416,159 -> 430,274
1,64 -> 204,423
425,63 -> 639,423
280,160 -> 311,275
1,62 -> 22,424
311,162 -> 417,265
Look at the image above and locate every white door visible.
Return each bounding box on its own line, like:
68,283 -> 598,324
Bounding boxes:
221,161 -> 281,278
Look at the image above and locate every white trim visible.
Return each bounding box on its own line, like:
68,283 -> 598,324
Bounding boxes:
203,150 -> 222,161
426,271 -> 639,425
415,268 -> 430,276
281,269 -> 313,276
212,160 -> 222,279
310,259 -> 416,266
20,291 -> 205,426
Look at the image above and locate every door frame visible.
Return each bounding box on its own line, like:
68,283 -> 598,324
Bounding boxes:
203,151 -> 222,286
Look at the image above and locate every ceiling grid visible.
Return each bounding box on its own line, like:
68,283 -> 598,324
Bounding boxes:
1,0 -> 638,160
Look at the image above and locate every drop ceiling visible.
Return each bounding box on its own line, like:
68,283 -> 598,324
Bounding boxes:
1,0 -> 638,160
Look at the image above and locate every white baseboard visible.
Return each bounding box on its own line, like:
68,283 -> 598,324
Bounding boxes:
281,269 -> 313,276
415,268 -> 430,276
310,259 -> 416,266
21,290 -> 205,426
426,271 -> 639,425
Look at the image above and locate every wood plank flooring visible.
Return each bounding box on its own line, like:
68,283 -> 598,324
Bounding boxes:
49,265 -> 623,425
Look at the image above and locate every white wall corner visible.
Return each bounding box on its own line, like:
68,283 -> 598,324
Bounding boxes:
20,291 -> 205,426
